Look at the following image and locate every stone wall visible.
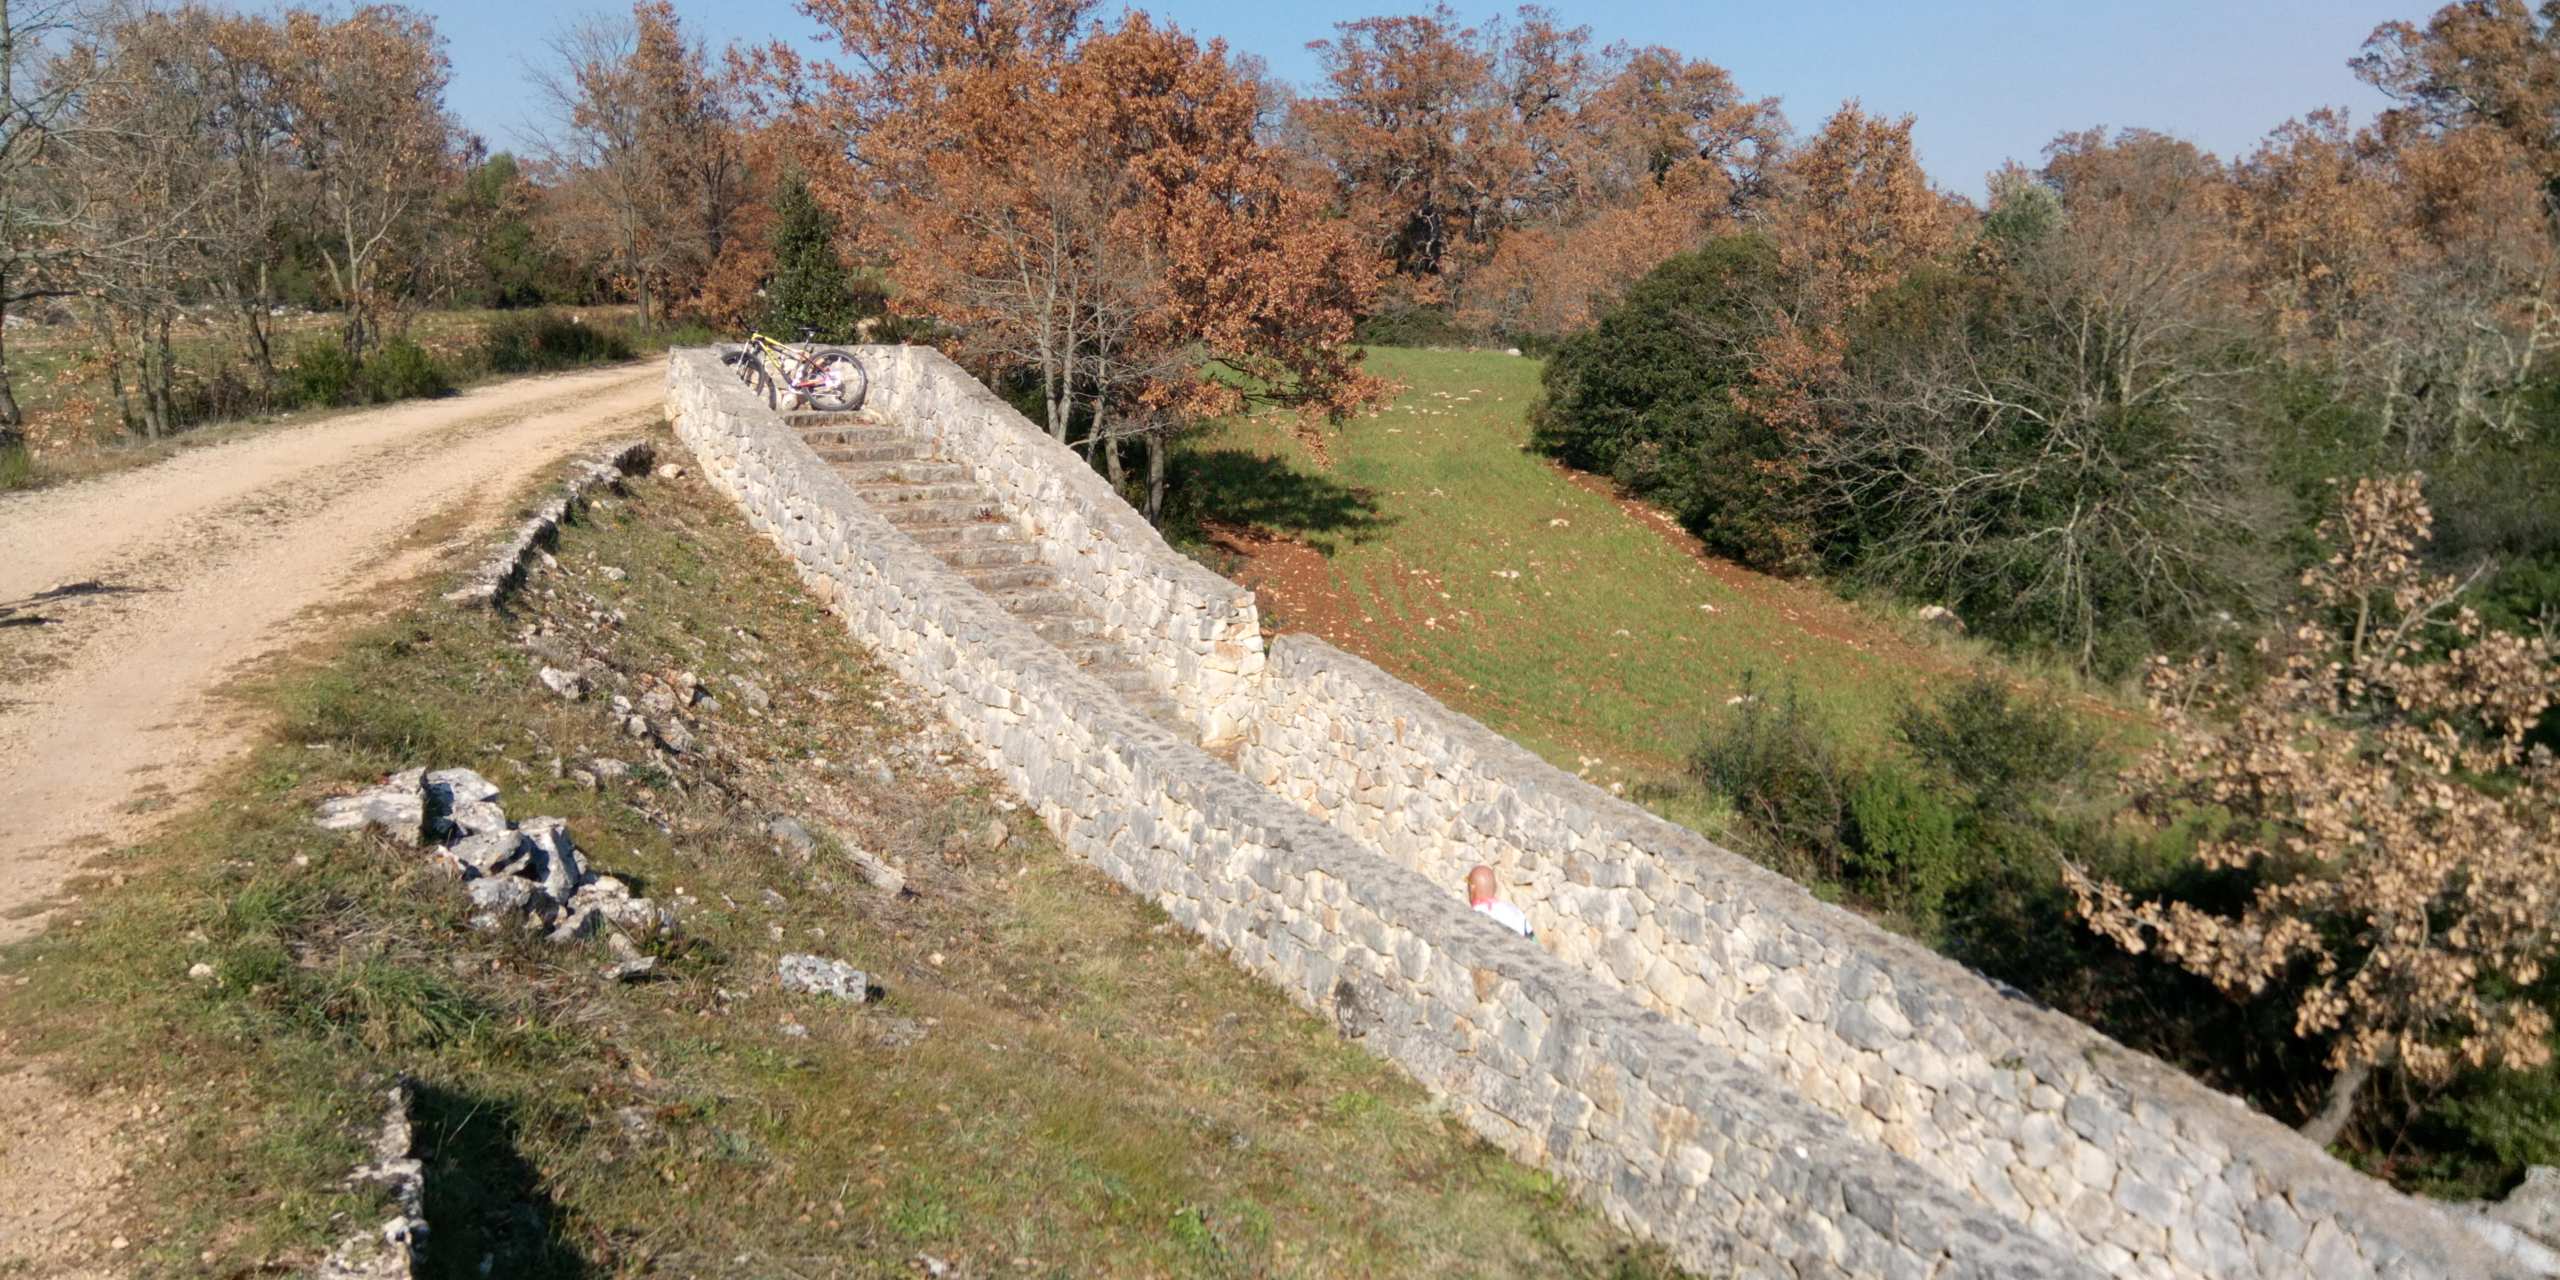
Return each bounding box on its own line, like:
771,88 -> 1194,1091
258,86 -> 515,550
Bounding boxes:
667,348 -> 2094,1278
1243,634 -> 2515,1278
856,345 -> 1263,747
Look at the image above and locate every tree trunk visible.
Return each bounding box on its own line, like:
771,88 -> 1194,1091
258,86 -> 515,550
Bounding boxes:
2299,1060 -> 2373,1150
1145,431 -> 1167,525
0,299 -> 22,442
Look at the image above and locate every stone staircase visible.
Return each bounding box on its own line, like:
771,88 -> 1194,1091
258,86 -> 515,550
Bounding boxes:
790,412 -> 1199,742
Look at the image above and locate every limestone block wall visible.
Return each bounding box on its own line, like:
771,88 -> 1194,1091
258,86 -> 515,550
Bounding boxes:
1243,634 -> 2515,1278
666,348 -> 2094,1279
852,344 -> 1263,747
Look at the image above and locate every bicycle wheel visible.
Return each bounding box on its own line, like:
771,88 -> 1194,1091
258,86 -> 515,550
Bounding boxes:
800,349 -> 867,412
748,353 -> 780,409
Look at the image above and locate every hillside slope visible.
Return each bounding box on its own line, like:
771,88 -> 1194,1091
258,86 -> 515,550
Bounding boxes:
1183,346 -> 2117,799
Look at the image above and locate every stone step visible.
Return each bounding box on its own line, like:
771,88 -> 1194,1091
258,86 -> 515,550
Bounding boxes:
1053,634 -> 1125,668
799,422 -> 908,447
960,563 -> 1058,593
814,440 -> 931,465
897,520 -> 1023,549
784,410 -> 873,427
852,481 -> 986,506
877,499 -> 1007,528
835,460 -> 973,487
1087,662 -> 1162,697
929,541 -> 1040,570
1015,606 -> 1109,645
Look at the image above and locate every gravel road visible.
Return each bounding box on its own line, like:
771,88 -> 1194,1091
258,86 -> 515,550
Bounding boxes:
0,362 -> 664,946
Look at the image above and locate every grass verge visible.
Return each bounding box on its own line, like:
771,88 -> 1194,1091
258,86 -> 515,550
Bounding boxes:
0,438 -> 1676,1278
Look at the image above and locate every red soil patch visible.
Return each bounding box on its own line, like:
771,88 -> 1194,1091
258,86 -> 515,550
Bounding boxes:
1206,521 -> 1490,712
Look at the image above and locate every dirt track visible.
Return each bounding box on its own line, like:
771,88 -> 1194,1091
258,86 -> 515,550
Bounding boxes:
0,362 -> 664,946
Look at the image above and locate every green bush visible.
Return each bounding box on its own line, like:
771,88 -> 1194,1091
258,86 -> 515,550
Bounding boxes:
0,441 -> 31,490
355,340 -> 452,403
1845,764 -> 1967,921
1892,672 -> 2095,823
482,310 -> 631,375
289,341 -> 358,408
1354,304 -> 1480,349
1688,676 -> 1858,882
1530,236 -> 1795,567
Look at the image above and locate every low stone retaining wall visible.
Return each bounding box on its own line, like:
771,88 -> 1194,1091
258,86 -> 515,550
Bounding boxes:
443,439 -> 656,609
667,348 -> 2090,1278
1243,634 -> 2513,1277
853,345 -> 1263,747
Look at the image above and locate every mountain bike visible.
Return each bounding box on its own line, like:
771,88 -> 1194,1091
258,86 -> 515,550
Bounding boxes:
735,331 -> 867,412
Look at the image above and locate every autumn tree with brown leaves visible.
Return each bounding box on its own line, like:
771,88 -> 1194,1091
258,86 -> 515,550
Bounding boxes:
1295,6 -> 1779,332
2068,474 -> 2560,1147
761,2 -> 1382,520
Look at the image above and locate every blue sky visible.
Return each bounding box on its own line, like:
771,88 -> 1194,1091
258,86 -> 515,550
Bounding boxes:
437,0 -> 2407,195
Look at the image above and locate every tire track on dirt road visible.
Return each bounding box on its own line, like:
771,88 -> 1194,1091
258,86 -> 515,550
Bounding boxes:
0,361 -> 665,946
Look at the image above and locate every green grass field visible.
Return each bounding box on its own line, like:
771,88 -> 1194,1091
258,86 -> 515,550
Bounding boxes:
1180,346 -> 2131,821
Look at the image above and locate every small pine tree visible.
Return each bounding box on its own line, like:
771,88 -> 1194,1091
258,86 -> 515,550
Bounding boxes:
763,174 -> 869,342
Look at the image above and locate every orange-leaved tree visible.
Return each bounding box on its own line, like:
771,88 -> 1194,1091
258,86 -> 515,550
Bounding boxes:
763,3 -> 1382,518
2067,473 -> 2560,1146
1741,102 -> 1957,568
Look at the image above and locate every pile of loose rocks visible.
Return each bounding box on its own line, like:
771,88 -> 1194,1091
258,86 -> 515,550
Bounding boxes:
315,767 -> 669,975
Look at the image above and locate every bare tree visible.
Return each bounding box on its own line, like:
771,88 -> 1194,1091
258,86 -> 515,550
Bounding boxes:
0,0 -> 110,440
532,1 -> 743,325
269,4 -> 459,358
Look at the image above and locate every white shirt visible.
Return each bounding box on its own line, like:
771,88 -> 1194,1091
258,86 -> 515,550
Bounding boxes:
1473,898 -> 1534,938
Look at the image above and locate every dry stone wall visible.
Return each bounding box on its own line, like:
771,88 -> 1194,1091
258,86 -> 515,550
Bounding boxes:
1243,623 -> 2516,1277
668,348 -> 2093,1279
856,345 -> 1263,747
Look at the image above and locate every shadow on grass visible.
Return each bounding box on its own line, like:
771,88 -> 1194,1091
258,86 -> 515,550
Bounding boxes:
1165,447 -> 1390,555
415,1082 -> 591,1279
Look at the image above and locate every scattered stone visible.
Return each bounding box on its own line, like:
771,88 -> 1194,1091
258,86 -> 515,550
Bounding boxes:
423,769 -> 506,842
725,674 -> 771,710
187,962 -> 215,982
777,954 -> 874,1002
465,877 -> 535,918
603,932 -> 656,982
650,717 -> 694,755
767,816 -> 818,860
586,757 -> 630,782
537,667 -> 585,700
547,905 -> 603,944
982,819 -> 1012,852
1914,603 -> 1966,634
312,769 -> 427,843
598,565 -> 627,582
871,1016 -> 930,1049
654,463 -> 686,480
518,818 -> 586,901
845,844 -> 906,897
